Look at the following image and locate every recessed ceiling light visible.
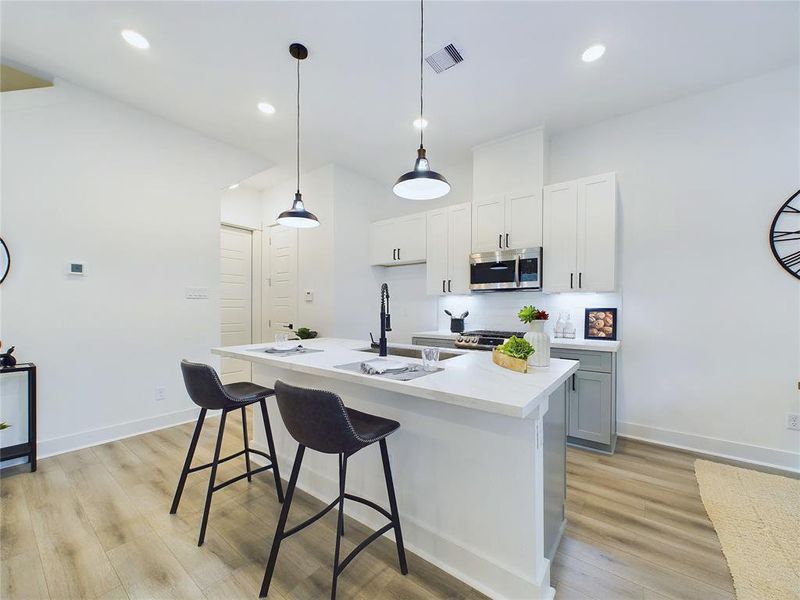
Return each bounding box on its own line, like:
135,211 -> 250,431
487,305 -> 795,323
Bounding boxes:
413,117 -> 428,130
582,44 -> 606,63
121,29 -> 150,50
228,183 -> 240,190
258,102 -> 276,115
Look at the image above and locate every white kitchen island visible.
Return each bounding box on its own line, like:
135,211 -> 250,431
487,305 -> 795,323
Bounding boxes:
212,338 -> 579,600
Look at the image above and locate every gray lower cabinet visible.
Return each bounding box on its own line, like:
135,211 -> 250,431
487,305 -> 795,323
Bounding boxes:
552,348 -> 617,454
543,380 -> 567,560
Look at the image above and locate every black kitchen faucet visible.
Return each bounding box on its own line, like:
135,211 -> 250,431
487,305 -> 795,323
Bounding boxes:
378,282 -> 391,357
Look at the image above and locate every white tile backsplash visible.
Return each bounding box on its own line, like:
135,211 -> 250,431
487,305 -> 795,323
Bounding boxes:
437,291 -> 622,338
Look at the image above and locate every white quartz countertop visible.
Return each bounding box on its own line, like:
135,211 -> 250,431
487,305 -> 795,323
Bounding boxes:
412,330 -> 621,352
212,338 -> 578,419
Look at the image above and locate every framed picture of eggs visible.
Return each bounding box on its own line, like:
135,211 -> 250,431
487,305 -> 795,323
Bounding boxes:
585,308 -> 617,340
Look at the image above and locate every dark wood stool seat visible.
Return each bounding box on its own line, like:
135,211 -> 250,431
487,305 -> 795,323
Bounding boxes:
170,360 -> 284,546
260,380 -> 407,599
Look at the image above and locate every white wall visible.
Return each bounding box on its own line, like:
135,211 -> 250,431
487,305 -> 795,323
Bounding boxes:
0,80 -> 263,457
221,186 -> 262,230
548,66 -> 799,470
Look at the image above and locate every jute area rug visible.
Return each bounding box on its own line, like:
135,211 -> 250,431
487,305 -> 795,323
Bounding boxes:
694,459 -> 800,599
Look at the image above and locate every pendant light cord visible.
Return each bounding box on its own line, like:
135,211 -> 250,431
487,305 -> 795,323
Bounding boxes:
296,56 -> 301,194
419,0 -> 424,149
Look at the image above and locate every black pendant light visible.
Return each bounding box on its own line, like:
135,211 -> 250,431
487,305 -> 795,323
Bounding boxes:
393,0 -> 450,200
277,43 -> 320,228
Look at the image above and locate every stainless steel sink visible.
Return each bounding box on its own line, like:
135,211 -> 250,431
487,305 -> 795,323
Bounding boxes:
357,346 -> 462,361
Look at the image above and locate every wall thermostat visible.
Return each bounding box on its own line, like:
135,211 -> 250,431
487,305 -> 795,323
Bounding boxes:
66,261 -> 86,275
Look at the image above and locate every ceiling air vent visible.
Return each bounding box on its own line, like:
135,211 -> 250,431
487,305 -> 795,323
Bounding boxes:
425,44 -> 463,74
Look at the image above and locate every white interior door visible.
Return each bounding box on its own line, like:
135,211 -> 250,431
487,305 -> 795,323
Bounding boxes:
264,225 -> 298,341
220,225 -> 253,383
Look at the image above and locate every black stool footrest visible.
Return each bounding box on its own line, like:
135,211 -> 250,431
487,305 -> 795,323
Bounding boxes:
343,493 -> 393,521
284,497 -> 340,538
212,464 -> 275,492
336,523 -> 394,575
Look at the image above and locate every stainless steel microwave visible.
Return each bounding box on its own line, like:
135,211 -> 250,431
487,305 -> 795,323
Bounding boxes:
469,248 -> 542,291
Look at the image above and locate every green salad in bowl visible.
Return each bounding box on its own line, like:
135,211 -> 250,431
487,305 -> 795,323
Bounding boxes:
496,336 -> 534,360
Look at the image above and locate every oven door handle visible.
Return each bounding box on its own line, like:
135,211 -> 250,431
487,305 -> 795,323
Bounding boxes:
514,254 -> 520,287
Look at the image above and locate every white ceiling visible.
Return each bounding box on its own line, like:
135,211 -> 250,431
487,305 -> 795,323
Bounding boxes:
2,1 -> 797,190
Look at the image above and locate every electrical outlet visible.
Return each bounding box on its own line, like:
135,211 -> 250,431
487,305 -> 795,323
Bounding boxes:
788,413 -> 800,431
155,386 -> 167,402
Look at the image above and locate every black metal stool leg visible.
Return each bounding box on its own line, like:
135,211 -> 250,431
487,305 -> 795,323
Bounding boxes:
338,453 -> 346,536
331,453 -> 348,600
380,438 -> 408,575
170,408 -> 207,514
241,406 -> 253,482
198,409 -> 227,546
260,398 -> 284,503
260,444 -> 305,598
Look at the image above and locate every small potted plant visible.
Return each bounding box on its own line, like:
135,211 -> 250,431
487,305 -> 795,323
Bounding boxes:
518,305 -> 550,367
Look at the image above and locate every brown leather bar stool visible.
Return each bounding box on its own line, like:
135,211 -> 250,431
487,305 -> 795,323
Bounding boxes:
260,380 -> 408,599
170,360 -> 284,546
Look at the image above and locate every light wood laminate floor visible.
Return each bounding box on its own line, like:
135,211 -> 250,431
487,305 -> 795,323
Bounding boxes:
1,412 -> 738,599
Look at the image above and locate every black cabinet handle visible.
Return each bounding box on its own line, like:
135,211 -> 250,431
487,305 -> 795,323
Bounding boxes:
572,374 -> 576,391
505,233 -> 509,248
579,272 -> 582,288
498,234 -> 502,249
397,248 -> 400,260
392,249 -> 396,260
442,279 -> 446,293
570,273 -> 574,289
448,279 -> 452,292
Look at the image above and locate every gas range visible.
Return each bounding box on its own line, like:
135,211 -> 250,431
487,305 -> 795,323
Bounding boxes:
454,329 -> 525,351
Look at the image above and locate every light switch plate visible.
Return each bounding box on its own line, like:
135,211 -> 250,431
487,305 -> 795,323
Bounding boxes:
66,261 -> 86,275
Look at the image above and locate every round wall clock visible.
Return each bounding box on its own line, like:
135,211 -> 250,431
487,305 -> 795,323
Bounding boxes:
0,238 -> 9,284
770,190 -> 800,280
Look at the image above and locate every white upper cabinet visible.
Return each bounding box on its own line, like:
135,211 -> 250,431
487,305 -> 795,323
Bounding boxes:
577,173 -> 617,292
472,190 -> 542,252
543,172 -> 616,293
471,127 -> 546,253
369,212 -> 427,266
427,202 -> 471,295
505,189 -> 543,250
472,194 -> 505,252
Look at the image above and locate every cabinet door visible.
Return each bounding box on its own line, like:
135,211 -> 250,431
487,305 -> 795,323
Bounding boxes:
396,213 -> 427,263
426,208 -> 448,295
506,190 -> 542,250
568,371 -> 612,444
369,219 -> 396,265
542,181 -> 578,292
472,194 -> 505,253
577,173 -> 616,292
447,203 -> 472,294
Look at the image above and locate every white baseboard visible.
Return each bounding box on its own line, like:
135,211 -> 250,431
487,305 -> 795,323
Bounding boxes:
36,407 -> 201,459
618,421 -> 800,474
249,442 -> 550,600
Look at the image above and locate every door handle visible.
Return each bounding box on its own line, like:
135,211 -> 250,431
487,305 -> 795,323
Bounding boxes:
570,273 -> 574,289
505,233 -> 509,248
498,234 -> 502,249
448,279 -> 452,292
442,279 -> 446,293
579,272 -> 582,288
514,255 -> 520,287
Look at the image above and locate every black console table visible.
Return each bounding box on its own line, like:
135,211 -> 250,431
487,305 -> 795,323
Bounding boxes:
0,363 -> 37,471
